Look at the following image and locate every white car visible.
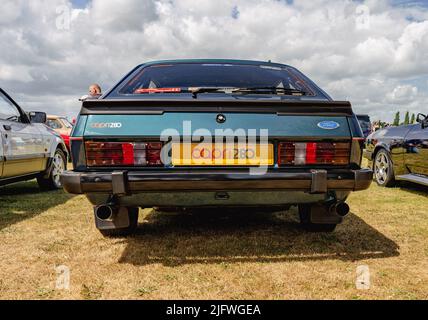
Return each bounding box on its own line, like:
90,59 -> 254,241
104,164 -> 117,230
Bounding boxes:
0,88 -> 68,189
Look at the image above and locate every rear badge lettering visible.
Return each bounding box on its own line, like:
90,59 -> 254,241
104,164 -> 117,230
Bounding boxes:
317,121 -> 340,130
91,122 -> 122,129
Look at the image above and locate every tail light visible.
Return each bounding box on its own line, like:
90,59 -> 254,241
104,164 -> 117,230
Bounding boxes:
85,141 -> 162,167
279,142 -> 350,166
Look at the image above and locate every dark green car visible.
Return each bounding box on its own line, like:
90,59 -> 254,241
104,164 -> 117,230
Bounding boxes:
61,60 -> 372,236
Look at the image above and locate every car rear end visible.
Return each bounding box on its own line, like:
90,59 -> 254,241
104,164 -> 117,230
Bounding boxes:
61,60 -> 372,235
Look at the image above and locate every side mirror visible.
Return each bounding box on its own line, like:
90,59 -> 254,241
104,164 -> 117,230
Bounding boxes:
29,111 -> 47,124
417,113 -> 428,129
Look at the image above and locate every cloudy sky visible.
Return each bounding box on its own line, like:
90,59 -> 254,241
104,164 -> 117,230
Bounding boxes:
1,0 -> 428,122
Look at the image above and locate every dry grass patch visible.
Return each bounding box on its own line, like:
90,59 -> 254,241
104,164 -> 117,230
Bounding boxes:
0,179 -> 427,299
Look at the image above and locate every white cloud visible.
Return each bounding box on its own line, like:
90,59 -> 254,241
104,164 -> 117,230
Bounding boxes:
0,0 -> 23,25
90,0 -> 157,31
392,20 -> 428,76
0,0 -> 427,121
0,65 -> 33,82
386,84 -> 418,103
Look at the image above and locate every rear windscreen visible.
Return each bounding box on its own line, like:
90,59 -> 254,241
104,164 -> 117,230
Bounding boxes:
119,63 -> 317,96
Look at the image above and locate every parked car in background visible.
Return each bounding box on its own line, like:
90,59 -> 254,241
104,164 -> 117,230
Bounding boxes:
364,113 -> 428,187
357,114 -> 372,138
0,88 -> 68,190
46,115 -> 73,152
61,59 -> 372,236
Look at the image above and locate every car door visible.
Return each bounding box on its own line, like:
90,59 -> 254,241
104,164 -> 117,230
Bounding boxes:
403,123 -> 428,176
0,90 -> 45,178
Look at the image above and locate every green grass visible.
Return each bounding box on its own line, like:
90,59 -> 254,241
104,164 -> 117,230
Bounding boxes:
0,179 -> 427,299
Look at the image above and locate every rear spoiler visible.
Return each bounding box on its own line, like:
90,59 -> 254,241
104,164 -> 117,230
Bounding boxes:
81,99 -> 353,116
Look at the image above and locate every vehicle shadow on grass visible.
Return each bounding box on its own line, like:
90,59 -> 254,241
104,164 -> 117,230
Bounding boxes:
118,208 -> 399,266
0,180 -> 74,231
397,181 -> 428,195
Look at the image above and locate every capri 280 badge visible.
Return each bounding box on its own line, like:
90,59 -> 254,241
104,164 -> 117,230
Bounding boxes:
91,122 -> 123,129
317,120 -> 340,130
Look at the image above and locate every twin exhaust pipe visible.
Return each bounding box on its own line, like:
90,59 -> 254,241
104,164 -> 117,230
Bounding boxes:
95,202 -> 350,221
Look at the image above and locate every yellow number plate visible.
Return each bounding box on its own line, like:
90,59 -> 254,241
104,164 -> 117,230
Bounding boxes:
171,143 -> 274,166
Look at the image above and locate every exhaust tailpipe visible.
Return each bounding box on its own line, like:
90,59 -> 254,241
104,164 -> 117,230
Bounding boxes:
95,205 -> 117,221
329,202 -> 350,217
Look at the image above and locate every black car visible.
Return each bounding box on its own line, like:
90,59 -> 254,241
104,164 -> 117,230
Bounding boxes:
364,113 -> 428,187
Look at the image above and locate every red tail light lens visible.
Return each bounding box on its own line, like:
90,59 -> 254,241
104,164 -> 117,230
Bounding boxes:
279,142 -> 350,166
146,142 -> 162,166
121,143 -> 135,165
305,142 -> 317,164
85,141 -> 162,167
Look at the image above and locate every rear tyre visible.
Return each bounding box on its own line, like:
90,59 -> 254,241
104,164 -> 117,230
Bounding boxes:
298,204 -> 337,232
37,148 -> 67,190
98,207 -> 139,237
374,149 -> 395,187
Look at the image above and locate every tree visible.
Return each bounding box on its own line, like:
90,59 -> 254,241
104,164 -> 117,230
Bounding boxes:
393,111 -> 400,126
410,113 -> 415,124
404,111 -> 410,125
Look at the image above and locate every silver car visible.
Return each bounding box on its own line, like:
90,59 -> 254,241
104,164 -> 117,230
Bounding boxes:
0,88 -> 68,189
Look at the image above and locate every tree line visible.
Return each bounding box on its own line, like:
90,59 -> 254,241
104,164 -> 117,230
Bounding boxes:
392,111 -> 416,126
373,111 -> 416,129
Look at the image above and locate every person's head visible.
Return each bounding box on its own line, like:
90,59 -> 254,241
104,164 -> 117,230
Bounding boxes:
89,84 -> 102,96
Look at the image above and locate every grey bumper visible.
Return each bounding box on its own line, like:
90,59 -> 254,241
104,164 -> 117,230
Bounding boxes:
61,168 -> 373,195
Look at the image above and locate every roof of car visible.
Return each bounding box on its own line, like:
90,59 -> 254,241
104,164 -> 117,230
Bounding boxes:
103,58 -> 332,100
137,59 -> 292,69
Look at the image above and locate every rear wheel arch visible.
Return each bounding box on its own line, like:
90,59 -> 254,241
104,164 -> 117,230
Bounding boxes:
38,147 -> 67,190
372,145 -> 390,166
55,142 -> 68,158
373,144 -> 387,156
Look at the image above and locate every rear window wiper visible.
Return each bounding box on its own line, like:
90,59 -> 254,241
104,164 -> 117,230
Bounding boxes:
189,87 -> 236,99
190,86 -> 307,98
134,87 -> 234,98
232,87 -> 307,96
133,86 -> 307,98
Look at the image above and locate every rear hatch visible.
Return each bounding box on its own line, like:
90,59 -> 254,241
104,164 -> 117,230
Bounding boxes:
71,99 -> 363,170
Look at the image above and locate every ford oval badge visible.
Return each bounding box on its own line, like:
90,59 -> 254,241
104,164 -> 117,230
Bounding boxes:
317,121 -> 340,130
